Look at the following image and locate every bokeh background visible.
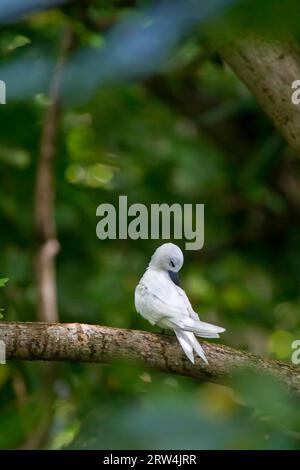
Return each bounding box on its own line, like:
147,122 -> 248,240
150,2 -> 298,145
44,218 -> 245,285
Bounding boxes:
1,0 -> 300,450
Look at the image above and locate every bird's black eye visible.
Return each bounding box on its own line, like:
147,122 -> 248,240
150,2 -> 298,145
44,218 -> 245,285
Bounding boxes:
170,260 -> 175,268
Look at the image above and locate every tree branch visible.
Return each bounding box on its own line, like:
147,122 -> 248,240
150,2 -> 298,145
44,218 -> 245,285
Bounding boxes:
1,322 -> 300,395
219,37 -> 300,153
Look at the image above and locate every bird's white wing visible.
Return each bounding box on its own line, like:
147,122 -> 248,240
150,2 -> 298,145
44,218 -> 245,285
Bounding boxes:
135,281 -> 188,328
135,281 -> 215,336
175,285 -> 199,320
136,268 -> 225,335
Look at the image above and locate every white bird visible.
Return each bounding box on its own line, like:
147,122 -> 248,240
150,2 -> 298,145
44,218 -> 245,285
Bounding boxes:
135,243 -> 225,364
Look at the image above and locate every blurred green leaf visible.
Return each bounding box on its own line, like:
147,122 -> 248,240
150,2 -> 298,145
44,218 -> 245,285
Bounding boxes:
0,278 -> 8,288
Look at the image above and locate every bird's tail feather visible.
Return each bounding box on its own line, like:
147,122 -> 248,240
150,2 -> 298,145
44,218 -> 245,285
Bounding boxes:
174,329 -> 208,364
195,332 -> 220,339
174,329 -> 194,363
174,318 -> 225,337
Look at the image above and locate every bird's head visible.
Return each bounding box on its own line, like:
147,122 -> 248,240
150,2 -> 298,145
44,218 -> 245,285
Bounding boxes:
149,243 -> 184,272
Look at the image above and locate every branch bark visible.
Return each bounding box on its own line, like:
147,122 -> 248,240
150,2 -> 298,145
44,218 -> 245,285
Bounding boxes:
219,37 -> 300,153
1,322 -> 300,395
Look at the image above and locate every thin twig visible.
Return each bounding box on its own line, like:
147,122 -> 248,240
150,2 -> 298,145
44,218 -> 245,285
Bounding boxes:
34,30 -> 74,322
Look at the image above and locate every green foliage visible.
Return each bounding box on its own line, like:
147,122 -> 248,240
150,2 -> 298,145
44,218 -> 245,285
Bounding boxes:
0,279 -> 8,288
67,370 -> 300,450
